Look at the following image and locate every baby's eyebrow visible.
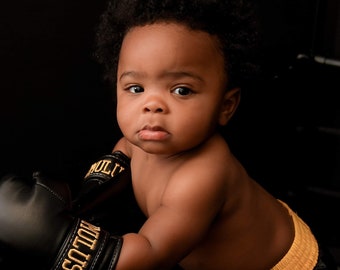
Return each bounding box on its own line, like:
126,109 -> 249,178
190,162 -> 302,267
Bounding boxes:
162,71 -> 204,82
119,70 -> 203,82
119,71 -> 146,81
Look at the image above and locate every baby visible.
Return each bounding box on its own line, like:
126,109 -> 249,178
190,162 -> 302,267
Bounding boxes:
91,0 -> 331,269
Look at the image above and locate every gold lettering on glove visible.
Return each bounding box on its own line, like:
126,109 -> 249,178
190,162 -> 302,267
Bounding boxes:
62,220 -> 101,270
84,158 -> 125,179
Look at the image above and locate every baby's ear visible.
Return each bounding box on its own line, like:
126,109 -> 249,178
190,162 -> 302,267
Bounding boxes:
218,87 -> 240,126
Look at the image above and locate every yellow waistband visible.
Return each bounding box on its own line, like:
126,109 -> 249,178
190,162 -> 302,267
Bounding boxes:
271,200 -> 319,270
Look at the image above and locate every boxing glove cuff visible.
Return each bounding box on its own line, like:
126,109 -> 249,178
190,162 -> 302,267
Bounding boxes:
52,218 -> 123,270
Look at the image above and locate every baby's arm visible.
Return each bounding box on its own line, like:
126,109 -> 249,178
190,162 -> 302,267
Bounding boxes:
116,161 -> 227,269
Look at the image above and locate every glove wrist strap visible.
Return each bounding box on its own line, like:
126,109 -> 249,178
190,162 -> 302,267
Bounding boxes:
53,219 -> 123,270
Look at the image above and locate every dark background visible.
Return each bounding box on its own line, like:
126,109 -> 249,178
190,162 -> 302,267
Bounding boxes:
1,0 -> 340,266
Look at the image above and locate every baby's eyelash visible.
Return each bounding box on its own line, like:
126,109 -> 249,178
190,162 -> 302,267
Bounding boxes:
127,85 -> 144,93
172,86 -> 193,96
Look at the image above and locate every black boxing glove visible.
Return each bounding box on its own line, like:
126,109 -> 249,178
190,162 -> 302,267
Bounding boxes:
72,151 -> 146,234
0,172 -> 123,270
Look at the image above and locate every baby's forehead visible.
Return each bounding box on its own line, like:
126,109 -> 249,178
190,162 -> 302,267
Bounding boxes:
117,22 -> 227,85
120,23 -> 223,63
122,22 -> 222,55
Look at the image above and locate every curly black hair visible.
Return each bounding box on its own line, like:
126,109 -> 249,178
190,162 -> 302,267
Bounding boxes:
94,0 -> 261,91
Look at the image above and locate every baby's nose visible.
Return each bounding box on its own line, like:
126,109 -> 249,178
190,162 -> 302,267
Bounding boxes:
143,95 -> 167,113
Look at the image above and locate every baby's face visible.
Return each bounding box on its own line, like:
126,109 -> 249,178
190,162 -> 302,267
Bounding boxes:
116,22 -> 229,155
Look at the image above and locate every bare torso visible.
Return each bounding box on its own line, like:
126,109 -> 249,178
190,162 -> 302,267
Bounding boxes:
122,134 -> 295,269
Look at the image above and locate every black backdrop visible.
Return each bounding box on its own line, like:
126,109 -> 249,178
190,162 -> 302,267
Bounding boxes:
0,0 -> 119,181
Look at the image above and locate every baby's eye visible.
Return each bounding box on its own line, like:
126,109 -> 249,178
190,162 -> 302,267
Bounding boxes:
128,85 -> 144,93
172,87 -> 192,96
